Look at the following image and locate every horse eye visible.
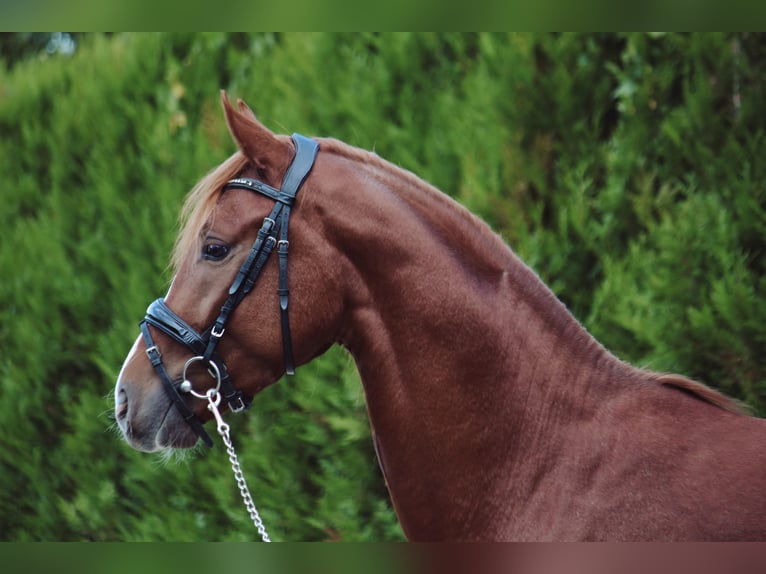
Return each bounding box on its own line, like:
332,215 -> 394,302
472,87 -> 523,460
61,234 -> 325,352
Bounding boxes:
202,242 -> 230,261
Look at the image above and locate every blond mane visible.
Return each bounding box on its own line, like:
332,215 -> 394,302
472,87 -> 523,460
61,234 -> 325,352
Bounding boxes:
171,151 -> 249,271
653,373 -> 749,415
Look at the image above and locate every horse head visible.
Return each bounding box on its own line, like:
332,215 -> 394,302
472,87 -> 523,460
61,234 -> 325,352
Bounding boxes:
115,93 -> 348,452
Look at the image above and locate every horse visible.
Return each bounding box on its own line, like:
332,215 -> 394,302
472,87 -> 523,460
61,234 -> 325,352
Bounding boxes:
115,92 -> 766,541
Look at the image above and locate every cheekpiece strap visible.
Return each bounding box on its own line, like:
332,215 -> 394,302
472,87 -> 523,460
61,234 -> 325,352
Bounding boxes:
140,319 -> 214,447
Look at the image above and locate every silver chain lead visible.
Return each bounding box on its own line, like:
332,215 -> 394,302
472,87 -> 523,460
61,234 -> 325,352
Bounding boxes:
206,389 -> 272,542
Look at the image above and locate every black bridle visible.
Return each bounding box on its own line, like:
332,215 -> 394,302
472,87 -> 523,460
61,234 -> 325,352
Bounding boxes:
140,134 -> 319,447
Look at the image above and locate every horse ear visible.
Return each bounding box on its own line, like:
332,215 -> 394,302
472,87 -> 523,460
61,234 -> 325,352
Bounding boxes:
220,91 -> 290,179
236,98 -> 258,121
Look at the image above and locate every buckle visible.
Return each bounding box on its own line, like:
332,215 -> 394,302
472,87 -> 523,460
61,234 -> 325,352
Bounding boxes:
227,393 -> 247,413
145,345 -> 161,364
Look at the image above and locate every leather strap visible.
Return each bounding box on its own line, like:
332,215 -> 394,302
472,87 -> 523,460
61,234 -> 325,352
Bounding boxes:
273,134 -> 318,374
218,133 -> 318,375
281,134 -> 319,200
224,178 -> 292,205
145,298 -> 207,355
140,320 -> 214,447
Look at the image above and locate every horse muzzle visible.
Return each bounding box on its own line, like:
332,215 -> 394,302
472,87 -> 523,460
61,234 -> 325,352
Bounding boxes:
115,371 -> 201,452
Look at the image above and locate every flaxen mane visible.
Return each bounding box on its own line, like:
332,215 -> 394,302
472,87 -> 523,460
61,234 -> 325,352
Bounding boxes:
652,372 -> 747,414
172,151 -> 249,272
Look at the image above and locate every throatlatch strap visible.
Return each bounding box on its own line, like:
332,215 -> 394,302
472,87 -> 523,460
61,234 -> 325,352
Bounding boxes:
274,134 -> 318,374
277,218 -> 294,374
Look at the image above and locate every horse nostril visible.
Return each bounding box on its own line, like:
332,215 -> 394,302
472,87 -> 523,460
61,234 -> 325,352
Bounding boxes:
116,388 -> 128,420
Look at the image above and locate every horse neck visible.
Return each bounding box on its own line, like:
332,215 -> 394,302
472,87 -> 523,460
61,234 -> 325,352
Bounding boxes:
316,146 -> 629,539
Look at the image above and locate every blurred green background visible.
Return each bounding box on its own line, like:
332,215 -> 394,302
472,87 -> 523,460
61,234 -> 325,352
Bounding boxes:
1,33 -> 765,541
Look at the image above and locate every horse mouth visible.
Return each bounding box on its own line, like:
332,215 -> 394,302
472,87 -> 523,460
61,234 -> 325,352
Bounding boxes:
117,394 -> 201,452
155,409 -> 201,450
124,417 -> 201,452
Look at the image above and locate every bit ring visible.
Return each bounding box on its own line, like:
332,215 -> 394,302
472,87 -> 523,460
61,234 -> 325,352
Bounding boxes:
180,356 -> 222,399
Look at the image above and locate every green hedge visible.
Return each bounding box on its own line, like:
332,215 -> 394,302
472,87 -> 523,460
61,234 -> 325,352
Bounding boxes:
1,33 -> 765,541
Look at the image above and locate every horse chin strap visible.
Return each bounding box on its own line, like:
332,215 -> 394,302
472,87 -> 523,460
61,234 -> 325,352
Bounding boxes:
139,133 -> 319,449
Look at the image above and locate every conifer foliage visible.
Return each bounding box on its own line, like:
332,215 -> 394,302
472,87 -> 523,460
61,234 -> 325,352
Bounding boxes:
1,33 -> 764,541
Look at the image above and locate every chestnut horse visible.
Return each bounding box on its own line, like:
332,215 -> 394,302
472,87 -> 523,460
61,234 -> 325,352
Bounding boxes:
116,93 -> 766,541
